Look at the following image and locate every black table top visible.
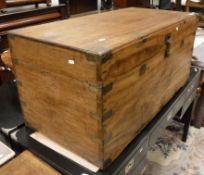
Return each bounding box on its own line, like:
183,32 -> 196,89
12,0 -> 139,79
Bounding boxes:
0,82 -> 24,135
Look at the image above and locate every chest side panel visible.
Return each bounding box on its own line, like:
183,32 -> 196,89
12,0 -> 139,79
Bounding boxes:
101,16 -> 198,166
9,36 -> 104,168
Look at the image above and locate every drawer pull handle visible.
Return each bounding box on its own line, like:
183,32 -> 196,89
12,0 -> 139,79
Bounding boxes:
125,158 -> 135,174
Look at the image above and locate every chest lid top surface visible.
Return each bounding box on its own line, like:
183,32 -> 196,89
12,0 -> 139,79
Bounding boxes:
9,8 -> 195,56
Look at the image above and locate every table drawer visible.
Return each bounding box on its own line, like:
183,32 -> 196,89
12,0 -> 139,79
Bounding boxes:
116,137 -> 148,175
149,110 -> 174,146
133,159 -> 146,175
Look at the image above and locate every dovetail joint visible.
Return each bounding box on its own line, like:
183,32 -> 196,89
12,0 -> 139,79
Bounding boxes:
90,110 -> 113,122
102,83 -> 113,96
90,133 -> 112,145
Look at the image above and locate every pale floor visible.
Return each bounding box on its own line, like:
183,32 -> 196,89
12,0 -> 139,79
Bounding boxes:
195,28 -> 204,47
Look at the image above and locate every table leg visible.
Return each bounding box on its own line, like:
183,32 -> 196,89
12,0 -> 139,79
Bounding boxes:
193,83 -> 204,128
182,102 -> 194,142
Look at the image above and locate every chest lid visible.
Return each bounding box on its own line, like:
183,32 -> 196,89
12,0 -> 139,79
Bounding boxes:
9,8 -> 196,57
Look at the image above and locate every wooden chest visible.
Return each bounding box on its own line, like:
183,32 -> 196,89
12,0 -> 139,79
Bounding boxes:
8,8 -> 198,169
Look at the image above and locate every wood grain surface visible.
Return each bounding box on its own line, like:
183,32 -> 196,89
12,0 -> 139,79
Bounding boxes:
9,8 -> 196,55
8,8 -> 198,169
0,151 -> 61,175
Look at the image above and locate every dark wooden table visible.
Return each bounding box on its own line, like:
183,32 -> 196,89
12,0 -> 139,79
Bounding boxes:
192,43 -> 204,128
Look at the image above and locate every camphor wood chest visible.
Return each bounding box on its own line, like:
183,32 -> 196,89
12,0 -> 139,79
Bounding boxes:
8,8 -> 198,169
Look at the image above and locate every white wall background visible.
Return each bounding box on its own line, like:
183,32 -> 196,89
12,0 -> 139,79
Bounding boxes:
52,0 -> 59,6
51,0 -> 101,9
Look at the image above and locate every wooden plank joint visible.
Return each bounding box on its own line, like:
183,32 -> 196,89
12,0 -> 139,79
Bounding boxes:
102,110 -> 113,122
90,132 -> 112,145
